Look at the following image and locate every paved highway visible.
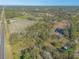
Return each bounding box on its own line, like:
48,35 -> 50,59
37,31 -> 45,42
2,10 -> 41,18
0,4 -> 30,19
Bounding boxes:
0,8 -> 5,59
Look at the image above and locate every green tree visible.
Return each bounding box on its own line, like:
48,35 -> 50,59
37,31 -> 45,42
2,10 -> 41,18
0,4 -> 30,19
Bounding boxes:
20,49 -> 31,59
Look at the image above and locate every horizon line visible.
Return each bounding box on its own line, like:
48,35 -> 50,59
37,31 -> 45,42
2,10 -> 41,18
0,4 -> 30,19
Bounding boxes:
0,5 -> 79,6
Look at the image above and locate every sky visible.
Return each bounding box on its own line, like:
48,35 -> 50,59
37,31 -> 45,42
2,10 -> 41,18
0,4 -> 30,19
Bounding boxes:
0,0 -> 79,6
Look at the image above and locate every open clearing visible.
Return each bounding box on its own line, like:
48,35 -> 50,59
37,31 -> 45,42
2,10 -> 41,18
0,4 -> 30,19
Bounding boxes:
9,20 -> 38,34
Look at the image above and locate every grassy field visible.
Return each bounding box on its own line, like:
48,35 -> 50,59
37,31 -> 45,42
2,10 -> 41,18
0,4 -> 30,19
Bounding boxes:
5,18 -> 13,59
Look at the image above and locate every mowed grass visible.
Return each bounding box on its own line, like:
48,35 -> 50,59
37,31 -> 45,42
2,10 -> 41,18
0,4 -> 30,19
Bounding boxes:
15,16 -> 28,20
5,19 -> 13,59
